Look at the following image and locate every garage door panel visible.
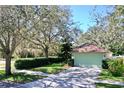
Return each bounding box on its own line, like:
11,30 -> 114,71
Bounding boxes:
73,53 -> 103,67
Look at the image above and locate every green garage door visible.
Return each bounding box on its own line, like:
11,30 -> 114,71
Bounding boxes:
73,52 -> 104,67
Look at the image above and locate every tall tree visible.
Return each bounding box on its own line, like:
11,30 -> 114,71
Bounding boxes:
28,6 -> 79,58
78,5 -> 124,55
0,6 -> 28,75
58,38 -> 72,64
107,6 -> 124,55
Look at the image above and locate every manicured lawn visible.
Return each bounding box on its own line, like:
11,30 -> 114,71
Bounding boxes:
96,83 -> 124,88
98,69 -> 124,82
44,63 -> 65,67
0,70 -> 5,74
0,70 -> 47,83
31,63 -> 67,74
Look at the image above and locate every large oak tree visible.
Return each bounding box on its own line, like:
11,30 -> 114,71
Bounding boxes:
0,6 -> 28,75
78,6 -> 124,55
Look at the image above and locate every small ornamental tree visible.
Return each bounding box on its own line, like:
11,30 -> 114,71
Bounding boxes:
58,38 -> 72,65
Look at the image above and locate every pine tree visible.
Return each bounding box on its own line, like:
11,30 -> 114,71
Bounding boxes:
58,38 -> 72,64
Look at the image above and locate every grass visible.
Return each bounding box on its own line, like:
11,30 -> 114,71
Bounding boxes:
0,70 -> 5,74
96,83 -> 124,88
0,70 -> 47,84
31,63 -> 66,74
98,69 -> 124,82
45,63 -> 65,67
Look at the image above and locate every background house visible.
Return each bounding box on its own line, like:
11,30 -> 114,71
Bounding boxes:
72,43 -> 108,67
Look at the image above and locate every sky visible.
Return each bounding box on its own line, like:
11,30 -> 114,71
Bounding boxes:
70,5 -> 110,32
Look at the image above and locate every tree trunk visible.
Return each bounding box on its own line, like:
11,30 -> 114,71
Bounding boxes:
44,46 -> 49,58
5,54 -> 11,76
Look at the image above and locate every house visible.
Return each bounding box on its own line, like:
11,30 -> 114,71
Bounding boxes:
72,43 -> 109,68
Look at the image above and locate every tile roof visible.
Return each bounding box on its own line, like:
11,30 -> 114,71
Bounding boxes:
73,43 -> 107,53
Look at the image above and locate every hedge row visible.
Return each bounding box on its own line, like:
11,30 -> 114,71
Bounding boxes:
102,57 -> 124,76
108,58 -> 124,76
14,57 -> 65,69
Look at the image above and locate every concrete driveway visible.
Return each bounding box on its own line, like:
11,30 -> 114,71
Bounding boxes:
17,67 -> 101,88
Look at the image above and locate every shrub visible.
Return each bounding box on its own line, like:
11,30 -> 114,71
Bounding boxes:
68,59 -> 74,67
102,58 -> 111,69
15,57 -> 64,69
58,38 -> 72,64
48,58 -> 65,63
108,58 -> 124,76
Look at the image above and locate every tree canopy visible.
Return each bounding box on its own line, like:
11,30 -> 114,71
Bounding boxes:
78,5 -> 124,55
0,5 -> 80,75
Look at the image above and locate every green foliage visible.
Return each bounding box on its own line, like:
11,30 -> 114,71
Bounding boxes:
31,63 -> 66,74
45,63 -> 65,67
96,83 -> 124,88
58,38 -> 72,65
98,69 -> 124,82
0,70 -> 5,75
102,58 -> 111,69
34,67 -> 64,74
0,6 -> 79,75
32,67 -> 65,74
102,58 -> 124,76
32,67 -> 64,74
14,57 -> 65,69
68,59 -> 74,67
108,58 -> 124,76
109,43 -> 124,56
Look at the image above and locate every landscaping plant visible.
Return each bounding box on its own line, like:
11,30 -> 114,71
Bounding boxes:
102,58 -> 111,69
15,57 -> 65,69
108,58 -> 124,76
58,38 -> 73,66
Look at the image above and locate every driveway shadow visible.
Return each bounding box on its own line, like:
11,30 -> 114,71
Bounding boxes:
17,67 -> 101,88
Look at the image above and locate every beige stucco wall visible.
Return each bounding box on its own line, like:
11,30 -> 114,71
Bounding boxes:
72,52 -> 104,68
